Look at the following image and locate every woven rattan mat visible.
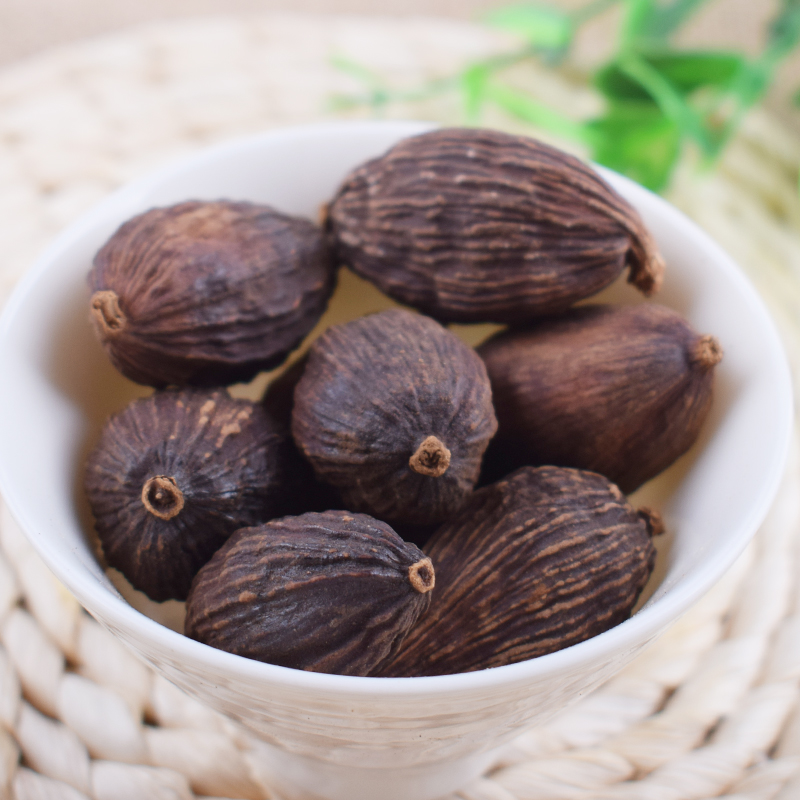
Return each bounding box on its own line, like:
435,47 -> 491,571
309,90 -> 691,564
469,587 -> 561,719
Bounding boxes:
1,13 -> 800,800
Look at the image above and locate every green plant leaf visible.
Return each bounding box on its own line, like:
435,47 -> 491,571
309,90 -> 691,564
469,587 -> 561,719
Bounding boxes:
614,52 -> 715,153
765,1 -> 800,62
621,0 -> 713,47
485,3 -> 573,50
462,65 -> 491,123
484,82 -> 586,141
647,51 -> 745,92
585,102 -> 681,190
595,61 -> 653,101
620,0 -> 655,47
596,50 -> 746,100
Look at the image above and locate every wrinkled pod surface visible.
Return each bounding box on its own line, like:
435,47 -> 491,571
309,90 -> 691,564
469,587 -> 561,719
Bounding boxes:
84,388 -> 293,601
327,127 -> 664,324
185,511 -> 435,675
379,466 -> 659,677
479,303 -> 723,492
291,308 -> 498,525
89,200 -> 335,387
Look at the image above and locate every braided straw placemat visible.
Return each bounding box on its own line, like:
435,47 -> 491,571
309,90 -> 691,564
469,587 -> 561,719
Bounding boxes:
1,13 -> 799,800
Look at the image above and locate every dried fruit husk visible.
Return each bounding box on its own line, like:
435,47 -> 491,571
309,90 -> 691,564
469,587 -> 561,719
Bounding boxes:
291,309 -> 498,525
327,127 -> 664,324
377,466 -> 658,677
185,511 -> 435,676
88,200 -> 335,388
84,388 -> 292,602
478,303 -> 723,493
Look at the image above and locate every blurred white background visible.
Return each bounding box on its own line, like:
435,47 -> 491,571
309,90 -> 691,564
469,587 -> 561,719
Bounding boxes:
0,0 -> 782,65
0,0 -> 797,128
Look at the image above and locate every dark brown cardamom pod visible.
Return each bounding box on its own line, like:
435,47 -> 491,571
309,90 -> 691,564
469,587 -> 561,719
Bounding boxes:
327,127 -> 664,324
84,388 -> 292,602
378,466 -> 658,677
88,200 -> 335,388
184,511 -> 435,676
478,303 -> 723,493
291,309 -> 498,525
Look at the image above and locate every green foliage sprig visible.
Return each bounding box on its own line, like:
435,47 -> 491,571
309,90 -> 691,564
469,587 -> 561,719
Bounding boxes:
330,0 -> 800,191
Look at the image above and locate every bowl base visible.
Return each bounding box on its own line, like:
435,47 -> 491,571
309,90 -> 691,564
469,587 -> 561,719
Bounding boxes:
250,740 -> 500,800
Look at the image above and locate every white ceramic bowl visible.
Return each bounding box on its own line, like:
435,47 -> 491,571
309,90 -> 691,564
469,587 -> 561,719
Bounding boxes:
0,121 -> 793,800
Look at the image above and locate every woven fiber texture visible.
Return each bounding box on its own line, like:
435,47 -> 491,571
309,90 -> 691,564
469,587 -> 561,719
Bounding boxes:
1,14 -> 799,800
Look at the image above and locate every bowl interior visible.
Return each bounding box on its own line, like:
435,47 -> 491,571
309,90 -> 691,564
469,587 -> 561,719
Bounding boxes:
0,120 -> 792,698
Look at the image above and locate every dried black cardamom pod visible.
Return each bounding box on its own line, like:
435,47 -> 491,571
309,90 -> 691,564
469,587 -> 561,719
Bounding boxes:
185,511 -> 435,676
327,127 -> 664,324
478,303 -> 723,493
291,309 -> 498,525
84,388 -> 292,601
378,466 -> 659,677
88,200 -> 335,388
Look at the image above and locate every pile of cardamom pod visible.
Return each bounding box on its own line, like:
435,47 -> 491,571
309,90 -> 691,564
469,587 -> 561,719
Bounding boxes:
83,127 -> 721,677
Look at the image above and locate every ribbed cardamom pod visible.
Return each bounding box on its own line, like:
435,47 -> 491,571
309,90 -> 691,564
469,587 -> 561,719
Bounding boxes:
290,309 -> 498,525
378,466 -> 659,677
327,127 -> 664,324
478,303 -> 723,493
88,200 -> 335,387
84,388 -> 292,601
185,511 -> 435,676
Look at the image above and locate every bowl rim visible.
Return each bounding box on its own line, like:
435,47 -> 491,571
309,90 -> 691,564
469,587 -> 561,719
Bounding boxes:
0,119 -> 794,697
